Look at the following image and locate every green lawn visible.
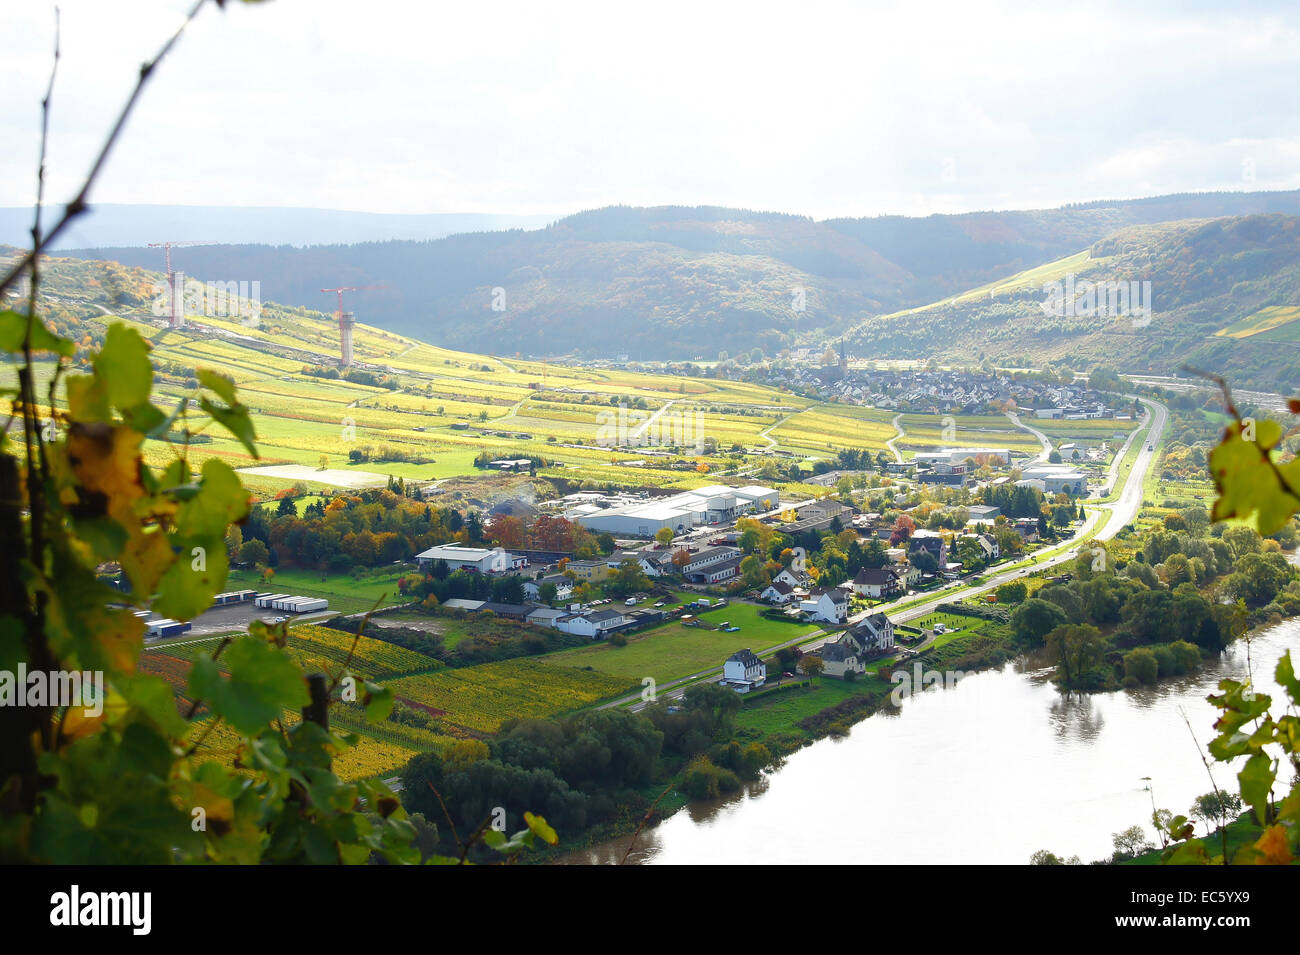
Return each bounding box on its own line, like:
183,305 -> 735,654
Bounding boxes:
543,600 -> 818,683
734,677 -> 890,738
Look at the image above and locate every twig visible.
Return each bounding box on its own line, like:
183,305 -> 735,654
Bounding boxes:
1183,363 -> 1300,507
1177,706 -> 1230,865
328,593 -> 387,695
0,0 -> 212,301
620,780 -> 675,865
425,780 -> 462,850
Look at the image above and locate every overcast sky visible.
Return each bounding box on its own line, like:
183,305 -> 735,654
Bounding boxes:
5,0 -> 1300,223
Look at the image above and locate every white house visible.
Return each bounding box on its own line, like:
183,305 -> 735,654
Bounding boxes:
760,580 -> 798,605
800,587 -> 849,624
821,636 -> 866,679
722,648 -> 766,692
773,566 -> 811,589
849,612 -> 895,652
556,608 -> 629,639
687,557 -> 742,585
682,547 -> 742,576
849,567 -> 903,599
523,575 -> 573,602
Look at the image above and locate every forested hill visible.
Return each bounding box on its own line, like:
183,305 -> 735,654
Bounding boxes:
54,190 -> 1300,360
846,214 -> 1300,392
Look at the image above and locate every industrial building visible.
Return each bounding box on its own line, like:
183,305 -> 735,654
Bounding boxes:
572,485 -> 779,537
913,448 -> 1013,467
413,544 -> 524,574
1017,464 -> 1088,495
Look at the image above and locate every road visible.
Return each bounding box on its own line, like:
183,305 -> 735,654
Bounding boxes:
885,413 -> 905,462
595,396 -> 1168,711
1005,411 -> 1052,463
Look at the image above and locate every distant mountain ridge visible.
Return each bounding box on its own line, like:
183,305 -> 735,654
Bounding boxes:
0,204 -> 558,250
50,190 -> 1300,363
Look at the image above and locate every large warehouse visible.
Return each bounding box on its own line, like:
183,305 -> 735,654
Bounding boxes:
573,484 -> 780,537
413,544 -> 525,573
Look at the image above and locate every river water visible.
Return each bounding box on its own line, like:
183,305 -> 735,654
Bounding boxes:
556,622 -> 1299,865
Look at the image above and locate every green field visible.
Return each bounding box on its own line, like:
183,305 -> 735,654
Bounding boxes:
543,600 -> 819,683
1215,304 -> 1300,339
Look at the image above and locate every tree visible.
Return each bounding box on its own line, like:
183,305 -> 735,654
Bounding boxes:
889,514 -> 916,545
1123,647 -> 1159,685
1111,825 -> 1155,861
654,527 -> 674,545
995,580 -> 1028,604
1046,624 -> 1109,689
799,655 -> 825,679
239,538 -> 270,567
607,559 -> 650,596
1011,598 -> 1069,646
1189,791 -> 1243,833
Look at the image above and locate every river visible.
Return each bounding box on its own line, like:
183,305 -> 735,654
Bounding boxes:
556,622 -> 1299,865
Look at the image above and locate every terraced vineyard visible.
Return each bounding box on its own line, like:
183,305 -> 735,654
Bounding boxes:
384,659 -> 636,735
7,252 -> 936,494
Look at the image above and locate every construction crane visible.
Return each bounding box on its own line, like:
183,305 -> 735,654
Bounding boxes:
148,240 -> 213,328
321,285 -> 384,367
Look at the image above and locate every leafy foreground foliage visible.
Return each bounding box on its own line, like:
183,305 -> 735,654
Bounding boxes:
0,312 -> 552,863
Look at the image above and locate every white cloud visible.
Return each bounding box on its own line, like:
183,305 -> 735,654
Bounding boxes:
3,0 -> 1299,221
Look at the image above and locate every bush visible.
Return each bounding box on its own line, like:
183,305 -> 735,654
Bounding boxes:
681,756 -> 741,800
1123,647 -> 1159,685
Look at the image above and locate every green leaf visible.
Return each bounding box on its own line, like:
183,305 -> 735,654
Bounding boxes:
65,374 -> 111,423
174,459 -> 250,539
1237,752 -> 1277,823
153,538 -> 229,621
0,309 -> 74,357
94,324 -> 153,411
362,682 -> 394,722
1275,651 -> 1299,705
199,396 -> 259,458
198,368 -> 238,405
188,639 -> 309,735
123,400 -> 166,434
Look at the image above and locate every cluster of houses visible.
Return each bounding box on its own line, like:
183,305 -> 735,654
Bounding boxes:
754,366 -> 1126,421
819,613 -> 896,678
720,611 -> 898,693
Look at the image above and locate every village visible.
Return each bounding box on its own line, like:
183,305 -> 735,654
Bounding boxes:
398,453 -> 1077,693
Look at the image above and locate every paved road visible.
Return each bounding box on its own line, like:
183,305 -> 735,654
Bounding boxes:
1005,411 -> 1052,464
886,413 -> 905,462
594,396 -> 1168,710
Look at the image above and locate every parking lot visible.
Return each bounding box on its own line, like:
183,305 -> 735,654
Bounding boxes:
145,601 -> 335,643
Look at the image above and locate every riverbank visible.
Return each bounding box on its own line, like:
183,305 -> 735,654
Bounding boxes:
550,618 -> 1299,864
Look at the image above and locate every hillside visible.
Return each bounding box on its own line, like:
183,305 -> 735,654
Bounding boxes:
4,250 -> 913,496
54,191 -> 1300,361
845,214 -> 1300,391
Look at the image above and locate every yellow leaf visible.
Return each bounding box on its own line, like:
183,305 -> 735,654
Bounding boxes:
1252,824 -> 1294,865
